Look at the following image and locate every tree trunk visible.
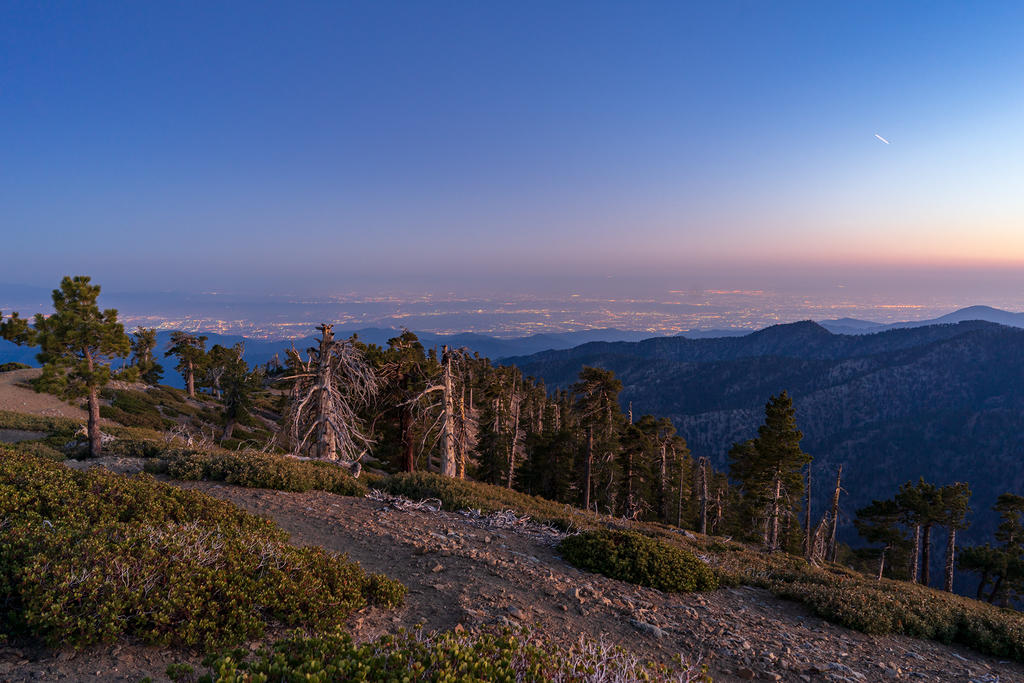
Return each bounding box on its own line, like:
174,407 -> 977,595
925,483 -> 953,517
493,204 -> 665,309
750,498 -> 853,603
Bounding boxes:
400,403 -> 415,472
944,527 -> 956,592
186,359 -> 195,397
506,392 -> 520,488
583,426 -> 593,512
804,465 -> 812,561
769,476 -> 782,551
222,418 -> 235,441
698,457 -> 708,535
440,346 -> 458,478
827,465 -> 843,562
976,570 -> 990,600
457,384 -> 467,479
314,326 -> 336,460
676,446 -> 685,527
911,524 -> 921,583
878,546 -> 887,580
87,387 -> 102,457
921,523 -> 932,586
659,441 -> 668,521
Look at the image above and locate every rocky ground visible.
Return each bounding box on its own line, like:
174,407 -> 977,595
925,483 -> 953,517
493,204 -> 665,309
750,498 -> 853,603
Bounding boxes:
1,458 -> 1021,682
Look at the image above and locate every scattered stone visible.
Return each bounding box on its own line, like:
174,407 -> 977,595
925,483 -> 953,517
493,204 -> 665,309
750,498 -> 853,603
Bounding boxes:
507,606 -> 525,620
630,619 -> 666,639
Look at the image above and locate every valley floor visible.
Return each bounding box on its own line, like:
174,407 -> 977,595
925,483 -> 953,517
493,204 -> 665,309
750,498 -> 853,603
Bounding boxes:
2,455 -> 1021,683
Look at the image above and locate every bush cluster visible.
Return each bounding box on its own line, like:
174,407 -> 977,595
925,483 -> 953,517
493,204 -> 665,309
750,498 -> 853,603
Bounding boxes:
558,529 -> 718,593
176,627 -> 709,683
0,449 -> 404,649
158,450 -> 367,497
0,362 -> 31,372
767,568 -> 1024,659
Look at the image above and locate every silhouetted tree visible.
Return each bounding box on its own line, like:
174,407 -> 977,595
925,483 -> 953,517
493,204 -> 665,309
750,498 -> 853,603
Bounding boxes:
165,331 -> 207,397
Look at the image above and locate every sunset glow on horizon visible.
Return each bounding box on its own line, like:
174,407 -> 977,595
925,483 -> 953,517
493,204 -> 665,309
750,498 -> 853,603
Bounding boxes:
3,1 -> 1024,304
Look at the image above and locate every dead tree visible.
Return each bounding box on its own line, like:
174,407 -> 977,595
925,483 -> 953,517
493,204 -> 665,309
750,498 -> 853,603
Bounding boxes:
697,456 -> 709,535
408,345 -> 475,478
283,324 -> 378,468
827,465 -> 843,562
804,464 -> 813,561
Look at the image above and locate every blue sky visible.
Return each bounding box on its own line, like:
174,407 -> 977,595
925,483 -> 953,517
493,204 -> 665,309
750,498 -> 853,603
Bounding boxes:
3,2 -> 1024,298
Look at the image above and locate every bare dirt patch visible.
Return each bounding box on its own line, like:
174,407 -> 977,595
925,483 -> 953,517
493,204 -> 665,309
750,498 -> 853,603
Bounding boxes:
0,369 -> 85,420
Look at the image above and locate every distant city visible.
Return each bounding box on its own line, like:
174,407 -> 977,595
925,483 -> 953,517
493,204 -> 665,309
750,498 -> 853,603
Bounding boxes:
3,283 -> 1022,340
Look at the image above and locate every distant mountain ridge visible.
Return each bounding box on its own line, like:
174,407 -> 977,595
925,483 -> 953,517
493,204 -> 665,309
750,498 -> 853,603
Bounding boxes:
818,305 -> 1024,335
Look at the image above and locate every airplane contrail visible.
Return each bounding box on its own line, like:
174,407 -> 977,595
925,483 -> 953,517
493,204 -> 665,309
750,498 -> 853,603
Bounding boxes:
874,133 -> 891,144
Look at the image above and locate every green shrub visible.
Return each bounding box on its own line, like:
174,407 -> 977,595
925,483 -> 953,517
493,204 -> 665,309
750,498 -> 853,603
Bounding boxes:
0,362 -> 31,372
160,450 -> 367,497
190,627 -> 708,682
3,440 -> 64,461
559,530 -> 718,593
0,449 -> 404,648
100,404 -> 173,430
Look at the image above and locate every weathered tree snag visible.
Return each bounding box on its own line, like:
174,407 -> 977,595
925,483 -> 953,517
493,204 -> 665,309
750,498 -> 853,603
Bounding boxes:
944,528 -> 956,592
827,465 -> 843,562
804,465 -> 813,561
921,523 -> 933,586
698,457 -> 709,535
877,546 -> 887,580
676,446 -> 686,527
440,346 -> 458,478
911,524 -> 921,583
583,425 -> 594,512
769,475 -> 783,551
284,324 -> 377,464
400,403 -> 416,472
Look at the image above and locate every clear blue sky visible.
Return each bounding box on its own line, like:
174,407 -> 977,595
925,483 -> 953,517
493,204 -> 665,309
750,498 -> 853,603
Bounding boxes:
3,2 -> 1023,298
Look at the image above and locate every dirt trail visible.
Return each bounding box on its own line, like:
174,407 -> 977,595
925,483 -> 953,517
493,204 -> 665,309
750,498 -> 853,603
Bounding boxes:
3,463 -> 1022,682
0,369 -> 85,419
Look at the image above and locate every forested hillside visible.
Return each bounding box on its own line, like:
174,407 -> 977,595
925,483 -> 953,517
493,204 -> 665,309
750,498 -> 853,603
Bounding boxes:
508,321 -> 1024,579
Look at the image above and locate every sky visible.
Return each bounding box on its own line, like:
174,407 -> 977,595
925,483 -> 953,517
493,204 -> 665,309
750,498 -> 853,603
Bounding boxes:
3,1 -> 1024,302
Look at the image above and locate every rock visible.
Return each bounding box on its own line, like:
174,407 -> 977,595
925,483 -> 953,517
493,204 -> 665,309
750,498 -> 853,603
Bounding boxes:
630,619 -> 666,639
431,563 -> 444,573
736,668 -> 755,680
507,606 -> 525,620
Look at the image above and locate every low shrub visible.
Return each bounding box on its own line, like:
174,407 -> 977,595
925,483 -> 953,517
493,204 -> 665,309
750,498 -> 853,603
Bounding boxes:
160,450 -> 367,497
183,627 -> 709,683
559,529 -> 718,593
767,569 -> 1024,659
0,362 -> 31,372
0,449 -> 404,649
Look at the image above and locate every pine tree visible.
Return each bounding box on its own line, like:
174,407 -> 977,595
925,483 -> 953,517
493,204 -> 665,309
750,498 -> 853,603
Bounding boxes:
571,367 -> 623,512
165,331 -> 207,397
937,482 -> 971,592
214,345 -> 262,441
855,498 -> 909,579
0,276 -> 129,457
729,392 -> 811,551
895,479 -> 941,586
130,328 -> 163,385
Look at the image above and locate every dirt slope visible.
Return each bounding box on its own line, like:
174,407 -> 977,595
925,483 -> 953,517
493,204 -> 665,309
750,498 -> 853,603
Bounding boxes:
0,369 -> 85,419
